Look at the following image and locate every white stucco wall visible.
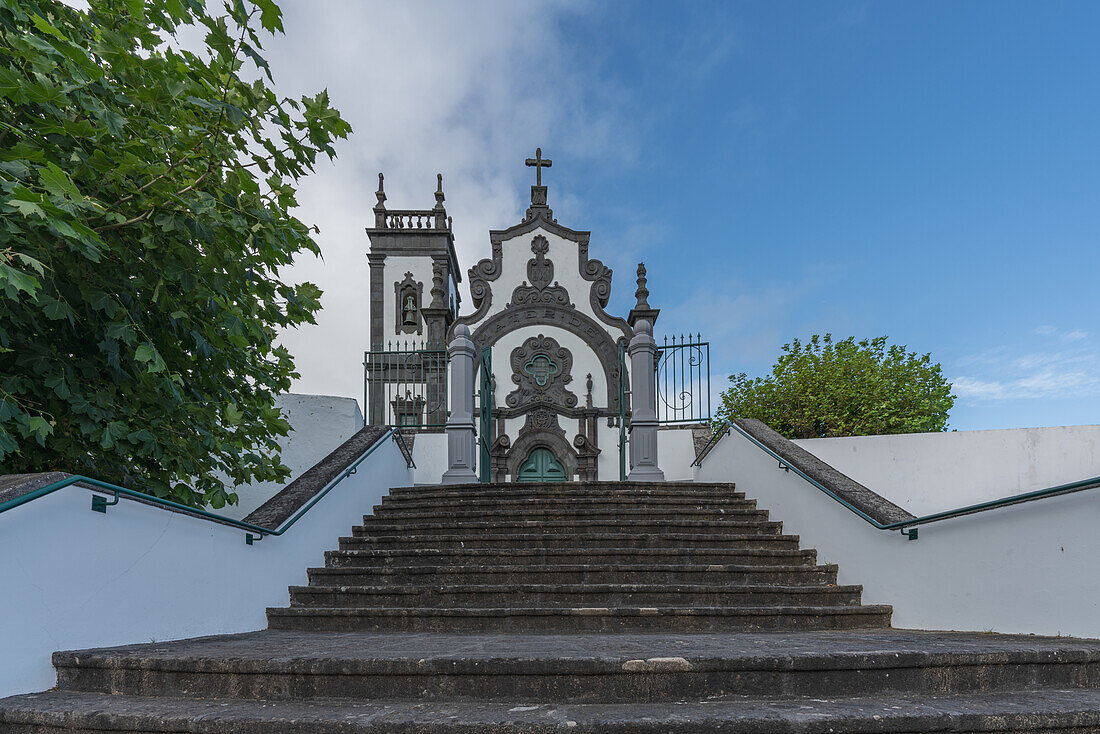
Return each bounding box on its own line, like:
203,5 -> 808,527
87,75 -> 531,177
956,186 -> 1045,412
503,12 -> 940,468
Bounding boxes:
695,428 -> 1100,637
0,438 -> 411,698
658,426 -> 698,481
410,431 -> 448,485
218,393 -> 364,520
794,425 -> 1100,515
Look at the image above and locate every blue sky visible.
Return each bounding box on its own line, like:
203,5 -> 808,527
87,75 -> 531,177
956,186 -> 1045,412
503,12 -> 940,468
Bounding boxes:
264,1 -> 1100,431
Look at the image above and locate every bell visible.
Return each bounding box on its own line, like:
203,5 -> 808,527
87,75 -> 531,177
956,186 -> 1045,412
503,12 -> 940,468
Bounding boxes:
403,296 -> 417,326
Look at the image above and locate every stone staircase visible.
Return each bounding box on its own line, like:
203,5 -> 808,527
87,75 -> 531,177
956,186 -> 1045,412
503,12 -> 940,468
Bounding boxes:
4,480 -> 1100,731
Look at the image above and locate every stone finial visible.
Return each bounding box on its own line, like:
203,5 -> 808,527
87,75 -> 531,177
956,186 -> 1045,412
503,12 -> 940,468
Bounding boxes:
433,173 -> 447,228
586,373 -> 593,408
430,260 -> 446,308
634,262 -> 651,310
375,173 -> 386,207
627,261 -> 659,329
434,173 -> 445,209
373,173 -> 387,228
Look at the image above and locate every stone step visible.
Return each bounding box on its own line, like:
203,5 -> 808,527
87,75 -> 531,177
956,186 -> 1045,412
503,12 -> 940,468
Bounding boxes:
34,630 -> 1100,704
384,483 -> 741,503
368,507 -> 771,522
286,583 -> 865,608
378,495 -> 758,511
382,488 -> 743,506
265,604 -> 892,633
325,546 -> 818,569
338,532 -> 803,551
307,562 -> 839,587
353,518 -> 785,536
8,688 -> 1100,733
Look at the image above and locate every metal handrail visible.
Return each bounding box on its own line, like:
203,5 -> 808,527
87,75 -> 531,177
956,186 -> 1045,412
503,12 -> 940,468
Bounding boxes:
695,421 -> 1100,541
0,428 -> 399,544
391,429 -> 416,469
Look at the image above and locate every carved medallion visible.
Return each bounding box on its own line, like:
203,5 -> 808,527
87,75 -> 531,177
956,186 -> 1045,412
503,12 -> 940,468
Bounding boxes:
506,334 -> 577,411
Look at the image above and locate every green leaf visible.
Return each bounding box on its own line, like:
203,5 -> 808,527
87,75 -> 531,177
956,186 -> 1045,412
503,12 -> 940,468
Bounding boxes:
253,0 -> 284,33
134,343 -> 157,363
39,162 -> 82,200
14,254 -> 45,276
41,297 -> 75,321
0,262 -> 41,298
27,416 -> 53,446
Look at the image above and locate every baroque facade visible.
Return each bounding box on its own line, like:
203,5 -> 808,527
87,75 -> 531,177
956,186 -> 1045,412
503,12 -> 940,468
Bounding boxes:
365,151 -> 658,482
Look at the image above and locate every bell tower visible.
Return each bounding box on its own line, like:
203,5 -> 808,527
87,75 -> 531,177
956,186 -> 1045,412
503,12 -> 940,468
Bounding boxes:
365,173 -> 461,349
365,173 -> 461,424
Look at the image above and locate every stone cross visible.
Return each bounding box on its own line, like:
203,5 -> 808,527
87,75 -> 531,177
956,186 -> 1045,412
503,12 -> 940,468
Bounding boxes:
525,147 -> 552,186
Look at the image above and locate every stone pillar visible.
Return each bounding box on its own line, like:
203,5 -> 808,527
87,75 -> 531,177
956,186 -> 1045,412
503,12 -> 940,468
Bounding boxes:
627,319 -> 665,482
442,324 -> 478,484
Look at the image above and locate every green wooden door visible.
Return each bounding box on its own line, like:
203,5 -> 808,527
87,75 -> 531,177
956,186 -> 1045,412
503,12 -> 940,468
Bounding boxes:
516,448 -> 567,482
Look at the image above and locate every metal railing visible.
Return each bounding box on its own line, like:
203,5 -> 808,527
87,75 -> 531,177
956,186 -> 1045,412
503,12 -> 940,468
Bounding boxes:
0,428 -> 400,544
364,340 -> 448,428
696,421 -> 1100,541
656,334 -> 710,425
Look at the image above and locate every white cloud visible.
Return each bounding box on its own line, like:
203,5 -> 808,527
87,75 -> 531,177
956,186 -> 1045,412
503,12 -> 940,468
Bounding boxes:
252,1 -> 638,400
953,330 -> 1100,401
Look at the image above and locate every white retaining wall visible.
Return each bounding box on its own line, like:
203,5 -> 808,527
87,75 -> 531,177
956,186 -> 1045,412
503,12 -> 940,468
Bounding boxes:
794,425 -> 1100,515
220,393 -> 365,519
0,437 -> 410,698
695,428 -> 1100,637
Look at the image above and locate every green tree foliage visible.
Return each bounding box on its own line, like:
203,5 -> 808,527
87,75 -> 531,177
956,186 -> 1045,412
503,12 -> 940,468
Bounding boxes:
0,0 -> 351,507
716,335 -> 955,439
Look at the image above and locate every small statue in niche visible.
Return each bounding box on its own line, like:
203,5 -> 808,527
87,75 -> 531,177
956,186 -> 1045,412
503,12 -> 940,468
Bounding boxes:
402,293 -> 417,327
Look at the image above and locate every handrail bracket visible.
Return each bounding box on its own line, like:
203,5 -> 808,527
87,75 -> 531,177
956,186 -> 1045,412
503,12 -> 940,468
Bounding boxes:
91,491 -> 119,514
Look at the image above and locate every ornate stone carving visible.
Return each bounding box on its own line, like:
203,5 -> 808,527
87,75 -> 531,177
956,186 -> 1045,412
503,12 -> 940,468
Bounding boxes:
506,334 -> 578,411
509,236 -> 572,307
471,304 -> 625,413
460,241 -> 503,327
528,236 -> 552,289
429,261 -> 445,309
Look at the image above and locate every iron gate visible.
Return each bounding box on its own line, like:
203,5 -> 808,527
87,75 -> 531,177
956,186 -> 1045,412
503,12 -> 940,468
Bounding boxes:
655,334 -> 711,425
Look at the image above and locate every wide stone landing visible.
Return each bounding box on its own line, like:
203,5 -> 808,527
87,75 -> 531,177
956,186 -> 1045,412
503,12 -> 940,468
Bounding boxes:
6,629 -> 1100,731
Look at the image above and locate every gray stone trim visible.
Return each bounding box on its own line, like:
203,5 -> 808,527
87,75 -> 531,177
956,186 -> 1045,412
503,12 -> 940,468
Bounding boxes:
727,419 -> 916,526
365,229 -> 462,284
367,253 -> 386,351
244,425 -> 389,528
0,471 -> 78,505
489,212 -> 590,247
491,404 -> 613,422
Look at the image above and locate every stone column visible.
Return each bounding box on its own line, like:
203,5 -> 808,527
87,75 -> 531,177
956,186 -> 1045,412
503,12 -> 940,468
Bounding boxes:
442,324 -> 478,484
627,319 -> 665,482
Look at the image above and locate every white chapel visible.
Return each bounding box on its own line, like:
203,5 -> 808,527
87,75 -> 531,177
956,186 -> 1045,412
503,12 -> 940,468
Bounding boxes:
364,150 -> 681,483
